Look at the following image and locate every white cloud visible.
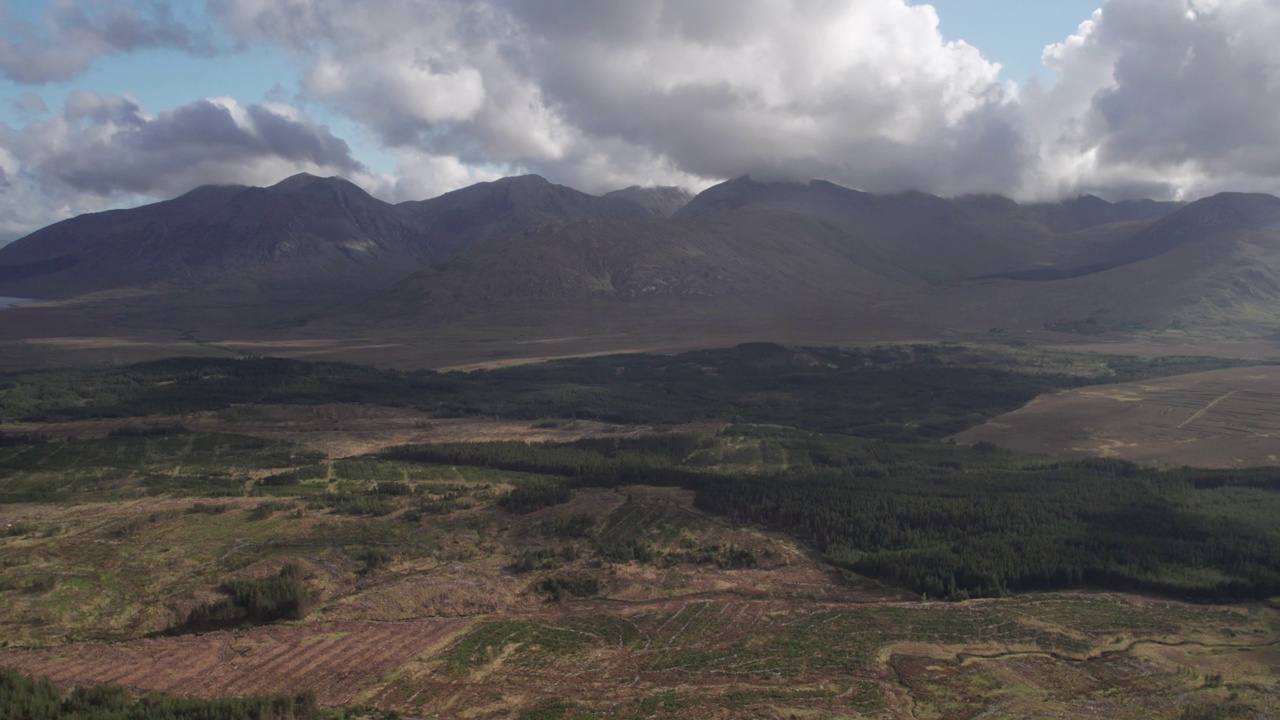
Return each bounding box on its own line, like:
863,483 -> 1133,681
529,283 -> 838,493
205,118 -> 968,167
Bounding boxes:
217,0 -> 1019,196
7,0 -> 1280,241
1030,0 -> 1280,200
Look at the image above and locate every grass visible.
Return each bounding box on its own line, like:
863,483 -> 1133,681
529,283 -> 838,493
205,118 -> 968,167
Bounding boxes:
442,620 -> 592,672
0,432 -> 324,503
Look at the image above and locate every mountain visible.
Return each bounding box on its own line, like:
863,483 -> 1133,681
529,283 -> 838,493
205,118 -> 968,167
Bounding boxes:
3,171 -> 1280,369
0,174 -> 432,298
675,177 -> 1044,282
0,173 -> 676,301
948,191 -> 1280,331
394,175 -> 660,259
1026,194 -> 1183,234
602,185 -> 693,216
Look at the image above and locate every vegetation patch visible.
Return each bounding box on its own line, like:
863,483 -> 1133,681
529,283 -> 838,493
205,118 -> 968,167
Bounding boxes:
175,564 -> 313,633
0,669 -> 321,720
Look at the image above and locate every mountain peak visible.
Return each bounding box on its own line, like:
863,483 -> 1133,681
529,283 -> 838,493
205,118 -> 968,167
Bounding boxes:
491,174 -> 551,186
269,172 -> 362,193
602,185 -> 693,217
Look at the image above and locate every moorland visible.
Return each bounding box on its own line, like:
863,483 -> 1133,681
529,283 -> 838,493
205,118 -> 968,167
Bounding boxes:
0,343 -> 1277,719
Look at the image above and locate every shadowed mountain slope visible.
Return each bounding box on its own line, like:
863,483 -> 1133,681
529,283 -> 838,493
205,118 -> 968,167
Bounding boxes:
2,173 -> 1279,363
0,174 -> 432,298
395,175 -> 661,259
947,192 -> 1280,332
602,185 -> 693,217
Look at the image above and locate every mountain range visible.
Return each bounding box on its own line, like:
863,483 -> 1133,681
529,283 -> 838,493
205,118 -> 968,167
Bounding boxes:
2,171 -> 1279,366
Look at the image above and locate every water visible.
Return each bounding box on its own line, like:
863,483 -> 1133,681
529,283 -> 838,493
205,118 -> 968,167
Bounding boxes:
0,297 -> 37,309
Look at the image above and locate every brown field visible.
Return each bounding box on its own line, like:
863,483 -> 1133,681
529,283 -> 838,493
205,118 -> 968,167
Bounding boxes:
0,404 -> 726,458
2,483 -> 1277,719
955,365 -> 1280,467
0,619 -> 471,707
2,591 -> 1275,718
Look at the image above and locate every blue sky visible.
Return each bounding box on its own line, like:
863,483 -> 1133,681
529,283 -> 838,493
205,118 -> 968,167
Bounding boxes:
921,1 -> 1102,83
2,0 -> 1279,240
0,0 -> 1107,189
3,2 -> 1103,131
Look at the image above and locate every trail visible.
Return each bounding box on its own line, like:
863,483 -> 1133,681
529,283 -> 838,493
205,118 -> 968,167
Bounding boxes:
951,637 -> 1280,666
1177,390 -> 1236,428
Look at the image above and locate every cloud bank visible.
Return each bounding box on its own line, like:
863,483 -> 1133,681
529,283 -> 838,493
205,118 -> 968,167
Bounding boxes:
4,0 -> 1280,240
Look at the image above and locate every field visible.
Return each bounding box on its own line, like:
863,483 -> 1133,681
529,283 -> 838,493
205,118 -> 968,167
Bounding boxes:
2,486 -> 1277,719
0,343 -> 1278,718
0,404 -> 720,459
955,365 -> 1280,467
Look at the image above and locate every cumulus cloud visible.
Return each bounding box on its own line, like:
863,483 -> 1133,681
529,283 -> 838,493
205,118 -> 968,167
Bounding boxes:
6,0 -> 1280,242
0,93 -> 367,240
5,92 -> 364,195
0,0 -> 211,84
1031,0 -> 1280,200
219,0 -> 1020,196
215,0 -> 1280,202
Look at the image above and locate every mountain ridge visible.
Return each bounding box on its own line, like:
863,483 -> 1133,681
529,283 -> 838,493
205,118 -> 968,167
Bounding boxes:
2,173 -> 1278,359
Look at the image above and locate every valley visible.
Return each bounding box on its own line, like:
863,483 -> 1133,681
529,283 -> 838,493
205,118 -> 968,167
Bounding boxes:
0,344 -> 1277,718
1,175 -> 1278,719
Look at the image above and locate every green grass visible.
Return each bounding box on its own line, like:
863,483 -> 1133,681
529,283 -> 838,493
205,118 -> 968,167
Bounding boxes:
0,432 -> 323,503
443,620 -> 592,672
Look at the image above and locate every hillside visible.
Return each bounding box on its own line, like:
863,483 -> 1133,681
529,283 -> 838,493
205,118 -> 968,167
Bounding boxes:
949,192 -> 1280,332
0,346 -> 1276,718
3,172 -> 1280,368
0,175 -> 436,299
0,174 -> 672,301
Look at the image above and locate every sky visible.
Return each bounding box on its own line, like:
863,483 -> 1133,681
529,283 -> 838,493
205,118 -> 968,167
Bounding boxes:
1,0 -> 1279,243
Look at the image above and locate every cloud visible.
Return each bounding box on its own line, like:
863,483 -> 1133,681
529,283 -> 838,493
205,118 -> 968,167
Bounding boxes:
12,92 -> 47,118
219,0 -> 1022,196
1031,0 -> 1280,200
0,0 -> 212,84
0,93 -> 367,239
216,0 -> 1280,203
7,0 -> 1280,243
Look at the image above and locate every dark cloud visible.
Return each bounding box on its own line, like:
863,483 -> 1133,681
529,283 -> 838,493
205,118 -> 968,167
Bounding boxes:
0,0 -> 212,84
0,94 -> 366,236
1090,1 -> 1280,175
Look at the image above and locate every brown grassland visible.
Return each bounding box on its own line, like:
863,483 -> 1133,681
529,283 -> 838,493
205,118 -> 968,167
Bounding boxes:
1,469 -> 1277,719
956,365 -> 1280,468
1,338 -> 1279,718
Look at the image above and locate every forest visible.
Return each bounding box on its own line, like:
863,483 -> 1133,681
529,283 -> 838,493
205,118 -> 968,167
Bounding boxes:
1,343 -> 1277,604
0,668 -> 321,720
386,431 -> 1280,601
0,343 -> 1245,439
